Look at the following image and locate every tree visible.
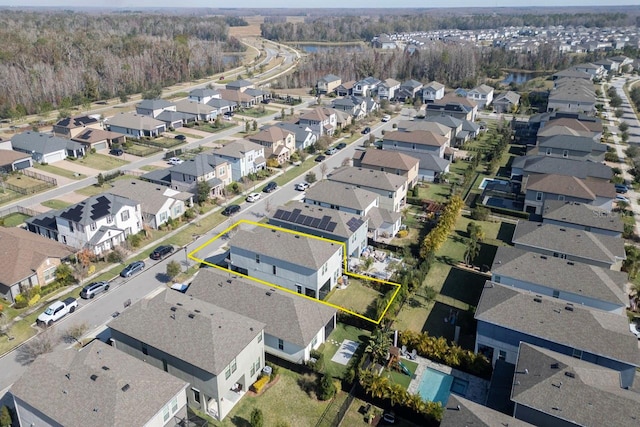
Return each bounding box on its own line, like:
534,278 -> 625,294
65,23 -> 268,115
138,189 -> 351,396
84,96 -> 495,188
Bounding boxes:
166,260 -> 182,281
464,237 -> 481,266
619,121 -> 630,132
318,374 -> 336,400
245,120 -> 251,132
466,222 -> 484,242
96,173 -> 105,187
63,322 -> 88,344
306,171 -> 317,184
16,330 -> 57,365
196,180 -> 211,205
320,163 -> 328,180
55,263 -> 76,286
0,406 -> 11,427
623,245 -> 640,280
614,108 -> 624,118
250,408 -> 264,427
365,328 -> 391,365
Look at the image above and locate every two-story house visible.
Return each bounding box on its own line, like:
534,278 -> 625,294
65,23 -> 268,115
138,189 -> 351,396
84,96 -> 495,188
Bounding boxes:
225,79 -> 254,92
466,84 -> 494,109
228,226 -> 344,300
206,98 -> 237,116
105,112 -> 166,138
187,269 -> 337,365
523,173 -> 615,215
188,88 -> 221,104
273,122 -> 318,151
541,200 -> 623,237
298,107 -> 337,136
248,126 -> 296,165
269,201 -> 368,259
395,79 -> 423,102
52,115 -> 102,139
425,94 -> 478,121
353,76 -> 381,97
381,130 -> 450,159
26,194 -> 143,255
547,78 -> 596,114
491,246 -> 628,314
212,140 -> 266,182
493,91 -> 521,114
335,80 -> 355,97
326,166 -> 408,213
109,290 -> 265,421
510,155 -> 612,182
316,74 -> 342,95
0,227 -> 74,303
511,221 -> 626,270
421,81 -> 445,103
398,120 -> 453,145
352,148 -> 419,189
537,117 -> 602,142
135,99 -> 176,118
377,78 -> 401,100
10,340 -> 189,427
529,135 -> 607,162
331,96 -> 367,120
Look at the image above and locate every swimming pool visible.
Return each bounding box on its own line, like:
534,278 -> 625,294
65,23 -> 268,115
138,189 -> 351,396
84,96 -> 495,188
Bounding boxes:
416,368 -> 470,405
478,177 -> 509,190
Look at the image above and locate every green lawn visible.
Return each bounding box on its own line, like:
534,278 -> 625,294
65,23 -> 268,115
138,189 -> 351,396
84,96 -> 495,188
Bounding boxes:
210,368 -> 334,427
325,279 -> 384,318
0,320 -> 37,355
236,107 -> 275,118
41,199 -> 72,210
34,163 -> 85,180
140,165 -> 162,172
126,144 -> 162,157
0,188 -> 23,206
193,122 -> 235,133
382,359 -> 418,389
73,153 -> 128,171
5,174 -> 50,191
0,212 -> 30,227
273,158 -> 317,187
75,175 -> 132,197
319,322 -> 370,379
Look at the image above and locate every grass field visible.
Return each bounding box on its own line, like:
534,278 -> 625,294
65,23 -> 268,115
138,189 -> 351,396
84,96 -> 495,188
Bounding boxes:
0,212 -> 30,227
193,122 -> 235,133
382,359 -> 418,389
34,163 -> 85,180
140,165 -> 162,172
319,323 -> 370,379
41,199 -> 72,210
126,144 -> 162,157
5,174 -> 49,191
73,153 -> 128,171
75,175 -> 131,197
325,278 -> 384,319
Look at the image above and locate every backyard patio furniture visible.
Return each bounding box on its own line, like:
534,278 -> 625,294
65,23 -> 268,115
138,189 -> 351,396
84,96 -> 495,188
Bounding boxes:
409,349 -> 417,360
401,345 -> 407,356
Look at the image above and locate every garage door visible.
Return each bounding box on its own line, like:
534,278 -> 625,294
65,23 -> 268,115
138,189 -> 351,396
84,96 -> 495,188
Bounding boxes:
13,159 -> 31,170
43,151 -> 66,164
93,142 -> 107,151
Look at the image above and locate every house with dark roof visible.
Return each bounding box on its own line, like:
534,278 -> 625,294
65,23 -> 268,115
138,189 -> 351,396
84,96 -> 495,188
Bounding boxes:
377,78 -> 401,100
353,148 -> 419,188
547,78 -> 596,114
395,79 -> 423,102
269,201 -> 368,258
273,122 -> 318,150
109,290 -> 265,421
542,200 -> 623,237
493,91 -> 521,114
298,107 -> 337,136
211,140 -> 265,182
26,194 -> 143,255
475,281 -> 640,385
0,227 -> 74,303
327,166 -> 408,213
424,115 -> 480,145
228,226 -> 344,300
188,88 -> 221,104
331,96 -> 368,120
10,340 -> 189,427
0,149 -> 32,172
421,81 -> 445,103
523,173 -> 615,215
511,221 -> 625,270
552,69 -> 593,81
11,131 -> 86,163
142,152 -> 231,198
352,76 -> 381,97
440,394 -> 533,427
511,155 -> 612,182
529,135 -> 607,162
135,99 -> 176,118
467,84 -> 494,108
52,115 -> 102,139
187,269 -> 337,364
491,246 -> 628,314
71,128 -> 126,152
316,74 -> 342,95
510,343 -> 640,427
425,94 -> 478,121
105,112 -> 166,138
515,111 -> 599,145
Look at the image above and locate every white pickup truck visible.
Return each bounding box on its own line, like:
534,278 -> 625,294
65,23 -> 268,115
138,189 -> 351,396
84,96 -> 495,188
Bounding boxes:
37,297 -> 78,327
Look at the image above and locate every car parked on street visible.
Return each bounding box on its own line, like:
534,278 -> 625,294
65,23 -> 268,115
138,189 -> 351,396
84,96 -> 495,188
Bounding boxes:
246,193 -> 261,203
263,181 -> 277,193
174,134 -> 187,141
336,142 -> 347,150
120,261 -> 145,278
80,281 -> 110,299
325,147 -> 337,155
315,155 -> 326,162
222,204 -> 241,216
150,245 -> 174,260
616,195 -> 630,203
37,298 -> 77,327
382,114 -> 391,122
109,148 -> 124,156
361,127 -> 371,134
295,182 -> 309,191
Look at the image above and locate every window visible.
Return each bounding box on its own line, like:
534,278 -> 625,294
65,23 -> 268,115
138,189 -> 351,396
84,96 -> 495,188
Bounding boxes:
43,266 -> 56,284
493,275 -> 501,283
562,150 -> 569,158
311,335 -> 318,348
255,254 -> 260,264
322,263 -> 328,275
572,348 -> 583,359
250,364 -> 256,377
106,215 -> 113,224
141,343 -> 148,355
388,192 -> 393,198
254,357 -> 260,373
61,236 -> 67,244
278,339 -> 284,350
90,223 -> 97,231
296,285 -> 302,294
258,333 -> 263,343
558,195 -> 565,201
272,265 -> 277,275
552,290 -> 560,298
163,405 -> 170,422
231,358 -> 237,374
192,388 -> 201,404
225,365 -> 231,380
171,397 -> 178,414
69,222 -> 74,232
536,192 -> 543,201
121,210 -> 130,221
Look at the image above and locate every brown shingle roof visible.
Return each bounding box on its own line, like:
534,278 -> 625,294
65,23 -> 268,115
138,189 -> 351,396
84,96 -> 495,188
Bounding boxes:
384,130 -> 447,147
526,174 -> 615,200
0,149 -> 31,165
359,149 -> 419,171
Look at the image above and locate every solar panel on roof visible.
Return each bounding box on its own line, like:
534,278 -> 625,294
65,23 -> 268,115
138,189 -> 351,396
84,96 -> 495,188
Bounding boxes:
311,217 -> 321,228
326,222 -> 337,233
281,210 -> 291,221
273,209 -> 286,220
289,209 -> 302,223
346,217 -> 364,232
303,216 -> 314,226
318,216 -> 331,230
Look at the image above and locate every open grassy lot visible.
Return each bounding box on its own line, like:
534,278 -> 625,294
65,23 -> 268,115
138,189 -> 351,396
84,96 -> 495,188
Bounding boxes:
0,212 -> 30,227
41,199 -> 72,210
5,174 -> 51,192
73,153 -> 128,171
0,188 -> 23,206
325,278 -> 385,319
236,107 -> 276,118
139,165 -> 162,172
125,144 -> 162,157
193,122 -> 236,133
170,130 -> 203,139
34,163 -> 85,180
318,322 -> 370,379
273,157 -> 317,187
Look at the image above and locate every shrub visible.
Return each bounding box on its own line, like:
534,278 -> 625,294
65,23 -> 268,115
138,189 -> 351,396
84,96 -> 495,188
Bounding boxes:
14,294 -> 27,309
250,408 -> 264,427
318,374 -> 336,401
0,405 -> 12,427
166,261 -> 182,281
306,171 -> 317,184
396,230 -> 409,238
107,248 -> 125,264
605,152 -> 620,162
266,361 -> 280,381
266,158 -> 280,168
470,206 -> 490,221
126,233 -> 142,248
183,208 -> 196,220
251,375 -> 270,393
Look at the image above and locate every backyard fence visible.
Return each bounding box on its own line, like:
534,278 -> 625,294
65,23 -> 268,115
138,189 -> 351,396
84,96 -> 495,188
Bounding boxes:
0,205 -> 39,219
315,383 -> 357,427
4,180 -> 53,195
21,169 -> 57,186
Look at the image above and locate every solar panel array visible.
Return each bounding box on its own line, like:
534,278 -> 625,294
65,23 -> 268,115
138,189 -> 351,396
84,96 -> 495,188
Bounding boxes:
273,208 -> 338,233
346,217 -> 365,233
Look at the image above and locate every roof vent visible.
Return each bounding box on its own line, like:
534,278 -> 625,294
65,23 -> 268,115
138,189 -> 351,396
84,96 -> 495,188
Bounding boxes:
551,363 -> 560,369
188,313 -> 195,319
65,373 -> 71,380
567,261 -> 574,266
565,304 -> 574,311
176,302 -> 183,306
194,309 -> 201,313
559,228 -> 566,232
266,292 -> 272,296
90,374 -> 98,381
565,371 -> 575,378
170,306 -> 177,312
121,384 -> 130,392
540,255 -> 547,260
101,366 -> 110,371
533,297 -> 542,303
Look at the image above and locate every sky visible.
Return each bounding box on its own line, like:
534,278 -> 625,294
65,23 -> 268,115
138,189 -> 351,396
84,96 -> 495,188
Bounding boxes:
0,0 -> 638,8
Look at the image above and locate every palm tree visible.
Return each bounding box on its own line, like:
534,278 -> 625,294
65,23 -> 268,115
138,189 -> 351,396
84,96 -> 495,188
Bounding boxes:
365,329 -> 392,365
388,383 -> 406,408
368,375 -> 391,399
464,237 -> 481,266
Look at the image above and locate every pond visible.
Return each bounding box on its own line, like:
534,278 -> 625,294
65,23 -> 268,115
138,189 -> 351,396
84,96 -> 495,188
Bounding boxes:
296,43 -> 363,53
501,71 -> 544,85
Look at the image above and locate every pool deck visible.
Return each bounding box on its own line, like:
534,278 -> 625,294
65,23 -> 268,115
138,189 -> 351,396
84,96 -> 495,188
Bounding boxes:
405,354 -> 490,405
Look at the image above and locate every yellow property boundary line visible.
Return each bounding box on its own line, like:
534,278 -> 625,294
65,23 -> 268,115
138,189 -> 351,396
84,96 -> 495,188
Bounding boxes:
188,219 -> 401,325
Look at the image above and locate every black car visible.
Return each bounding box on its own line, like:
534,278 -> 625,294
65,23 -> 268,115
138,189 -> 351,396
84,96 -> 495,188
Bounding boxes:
120,261 -> 145,278
315,155 -> 326,162
150,245 -> 174,260
222,204 -> 241,216
615,184 -> 629,194
361,127 -> 371,135
263,181 -> 278,193
336,142 -> 347,150
80,281 -> 110,299
174,134 -> 187,141
224,111 -> 235,117
261,98 -> 271,104
109,148 -> 124,156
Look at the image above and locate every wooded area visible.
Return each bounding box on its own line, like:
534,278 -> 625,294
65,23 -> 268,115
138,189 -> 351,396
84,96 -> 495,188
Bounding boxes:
0,11 -> 245,119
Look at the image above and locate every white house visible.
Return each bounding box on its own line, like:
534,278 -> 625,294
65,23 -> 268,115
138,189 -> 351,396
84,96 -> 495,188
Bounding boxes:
377,78 -> 401,100
228,226 -> 344,300
421,81 -> 445,102
466,84 -> 494,109
188,88 -> 221,104
105,112 -> 167,138
212,140 -> 266,182
26,193 -> 143,255
188,269 -> 337,364
298,107 -> 337,136
353,76 -> 381,97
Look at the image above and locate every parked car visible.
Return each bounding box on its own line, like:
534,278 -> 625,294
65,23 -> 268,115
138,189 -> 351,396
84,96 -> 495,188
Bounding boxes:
174,134 -> 187,141
615,184 -> 629,194
381,114 -> 391,122
261,99 -> 271,104
295,182 -> 309,191
224,111 -> 234,117
361,127 -> 371,134
325,147 -> 337,155
120,261 -> 145,278
150,245 -> 174,260
246,192 -> 261,203
336,142 -> 347,150
168,157 -> 183,165
315,155 -> 326,162
222,204 -> 241,216
616,195 -> 630,203
80,281 -> 110,299
263,181 -> 277,193
37,298 -> 77,327
109,148 -> 124,156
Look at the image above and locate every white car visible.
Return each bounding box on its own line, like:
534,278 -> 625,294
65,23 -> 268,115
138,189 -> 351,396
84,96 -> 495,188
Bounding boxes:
616,195 -> 630,203
246,193 -> 261,203
295,182 -> 309,191
168,157 -> 183,165
382,114 -> 391,122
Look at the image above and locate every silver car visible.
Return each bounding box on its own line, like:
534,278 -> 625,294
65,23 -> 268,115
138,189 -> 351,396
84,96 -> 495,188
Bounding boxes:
80,281 -> 110,299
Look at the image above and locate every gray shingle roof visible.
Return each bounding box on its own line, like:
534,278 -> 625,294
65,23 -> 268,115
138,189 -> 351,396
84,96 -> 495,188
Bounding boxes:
512,221 -> 625,266
366,206 -> 401,230
170,152 -> 224,176
11,131 -> 75,155
189,88 -> 219,98
213,139 -> 263,159
187,269 -> 336,348
230,226 -> 343,270
382,148 -> 450,173
10,340 -> 187,427
537,135 -> 607,154
136,99 -> 174,110
58,193 -> 138,225
512,343 -> 640,427
327,166 -> 407,192
491,246 -> 627,307
475,282 -> 640,366
383,130 -> 448,147
106,112 -> 165,131
107,179 -> 190,216
512,155 -> 612,180
109,290 -> 264,375
319,74 -> 341,83
542,200 -> 623,233
440,394 -> 533,427
304,181 -> 379,212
